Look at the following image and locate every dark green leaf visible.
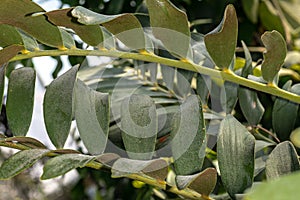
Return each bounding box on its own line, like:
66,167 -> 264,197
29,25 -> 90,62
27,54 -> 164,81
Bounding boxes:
4,136 -> 47,149
196,74 -> 209,105
238,87 -> 265,125
266,141 -> 300,180
204,4 -> 238,69
241,41 -> 253,78
176,168 -> 217,197
6,67 -> 35,136
121,94 -> 157,160
0,45 -> 24,66
241,0 -> 259,23
46,8 -> 103,47
261,30 -> 287,84
0,64 -> 6,112
221,81 -> 238,114
0,0 -> 63,48
0,149 -> 48,180
43,65 -> 79,148
217,115 -> 255,198
146,0 -> 191,59
41,154 -> 95,180
176,69 -> 193,98
0,24 -> 23,47
172,95 -> 206,175
74,80 -> 110,155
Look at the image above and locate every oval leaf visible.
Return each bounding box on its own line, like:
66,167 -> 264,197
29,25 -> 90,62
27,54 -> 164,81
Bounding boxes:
43,65 -> 79,148
266,141 -> 300,180
261,30 -> 287,84
0,149 -> 48,180
75,80 -> 110,155
121,94 -> 157,160
0,24 -> 23,47
217,115 -> 255,198
171,95 -> 206,175
41,154 -> 95,180
204,4 -> 238,69
6,67 -> 35,136
0,45 -> 24,66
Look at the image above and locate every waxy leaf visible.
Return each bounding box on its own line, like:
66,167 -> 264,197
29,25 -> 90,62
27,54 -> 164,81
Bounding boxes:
121,94 -> 157,160
146,0 -> 191,59
18,30 -> 39,51
266,141 -> 300,180
44,65 -> 79,148
0,0 -> 63,48
0,24 -> 23,47
171,95 -> 206,175
217,115 -> 255,198
46,8 -> 103,47
204,5 -> 238,69
261,30 -> 287,84
75,80 -> 110,155
0,149 -> 48,180
112,158 -> 168,180
6,67 -> 35,136
41,154 -> 95,179
176,168 -> 217,197
0,45 -> 24,66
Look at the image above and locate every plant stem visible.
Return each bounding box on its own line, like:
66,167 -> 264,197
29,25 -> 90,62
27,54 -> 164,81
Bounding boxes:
10,48 -> 300,104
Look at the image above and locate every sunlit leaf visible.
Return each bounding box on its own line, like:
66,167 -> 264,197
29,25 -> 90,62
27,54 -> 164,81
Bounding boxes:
43,65 -> 79,148
121,94 -> 157,160
146,0 -> 191,59
0,149 -> 48,180
0,0 -> 63,48
261,30 -> 287,84
74,80 -> 110,155
41,154 -> 95,180
217,115 -> 255,198
171,95 -> 206,175
204,4 -> 238,69
6,67 -> 35,136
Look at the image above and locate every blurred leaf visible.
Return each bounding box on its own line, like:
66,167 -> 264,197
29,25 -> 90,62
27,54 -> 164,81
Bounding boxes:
242,0 -> 259,23
290,127 -> 300,148
41,154 -> 95,180
266,141 -> 300,180
176,69 -> 193,97
246,171 -> 300,200
0,149 -> 48,180
279,1 -> 300,30
217,115 -> 255,198
146,0 -> 191,59
46,8 -> 103,47
44,65 -> 79,148
0,45 -> 24,66
0,0 -> 63,48
0,24 -> 23,47
121,94 -> 157,160
259,0 -> 285,37
238,87 -> 265,125
204,4 -> 238,69
101,26 -> 116,49
176,168 -> 217,197
241,41 -> 253,78
172,95 -> 206,175
261,30 -> 287,84
111,158 -> 168,180
74,80 -> 110,155
6,67 -> 35,136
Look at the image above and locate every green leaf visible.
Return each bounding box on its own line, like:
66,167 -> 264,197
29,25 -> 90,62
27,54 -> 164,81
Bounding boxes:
241,41 -> 253,78
146,0 -> 191,59
74,80 -> 110,155
41,154 -> 95,180
0,45 -> 24,66
196,74 -> 209,105
241,0 -> 259,23
121,94 -> 157,160
176,69 -> 194,98
95,153 -> 120,168
0,0 -> 63,48
261,30 -> 287,84
0,149 -> 48,180
111,158 -> 168,180
290,127 -> 300,148
0,64 -> 6,112
4,136 -> 46,149
6,67 -> 35,136
238,87 -> 265,125
279,1 -> 300,30
59,28 -> 76,49
46,8 -> 103,47
204,4 -> 238,70
221,81 -> 238,114
0,24 -> 23,47
18,30 -> 39,51
217,115 -> 255,198
171,95 -> 206,175
266,141 -> 300,180
43,65 -> 79,148
176,168 -> 217,197
246,171 -> 300,200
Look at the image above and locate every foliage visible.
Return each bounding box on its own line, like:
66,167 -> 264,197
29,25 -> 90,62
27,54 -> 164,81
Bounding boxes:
0,0 -> 300,199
